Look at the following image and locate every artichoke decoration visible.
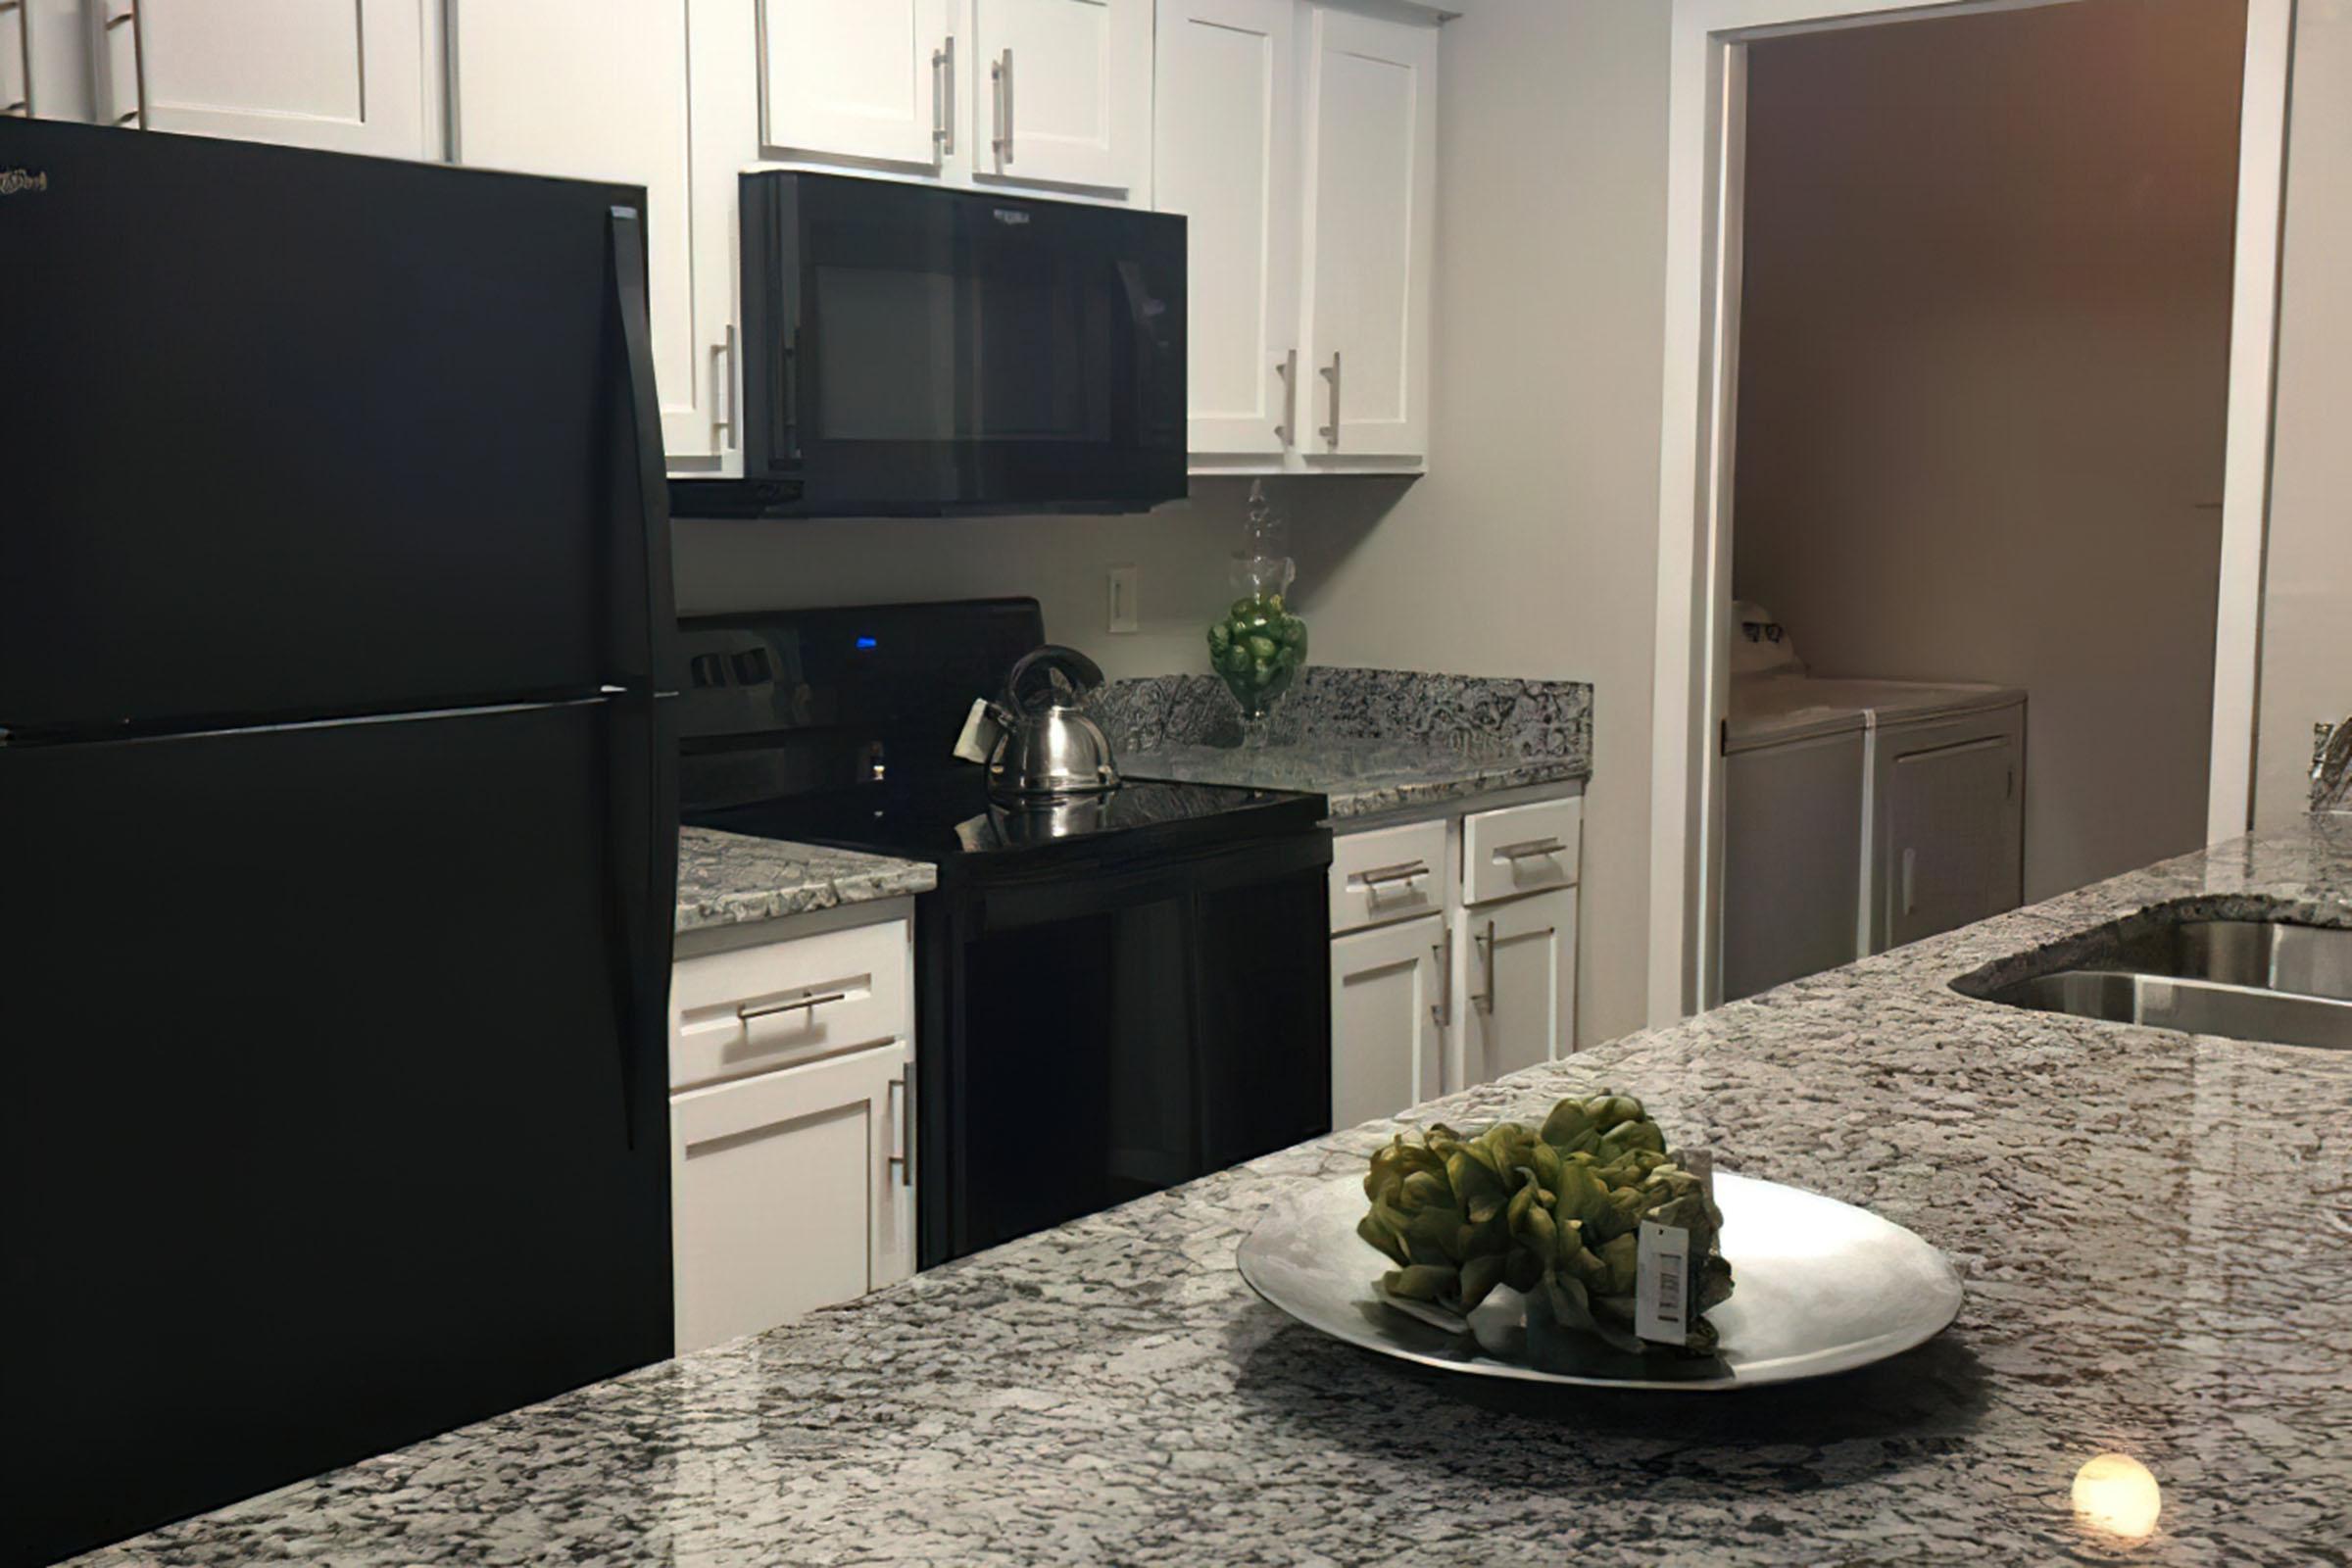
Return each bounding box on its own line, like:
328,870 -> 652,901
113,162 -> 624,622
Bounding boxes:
1356,1092 -> 1735,1356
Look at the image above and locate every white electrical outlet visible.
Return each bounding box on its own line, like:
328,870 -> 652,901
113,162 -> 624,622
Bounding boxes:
1107,566 -> 1139,634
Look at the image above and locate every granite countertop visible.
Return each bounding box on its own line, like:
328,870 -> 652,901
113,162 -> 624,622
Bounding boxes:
1124,736 -> 1588,818
1095,666 -> 1594,819
81,822 -> 2352,1565
674,826 -> 934,935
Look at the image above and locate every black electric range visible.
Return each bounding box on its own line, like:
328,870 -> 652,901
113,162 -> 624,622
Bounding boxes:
678,600 -> 1334,1268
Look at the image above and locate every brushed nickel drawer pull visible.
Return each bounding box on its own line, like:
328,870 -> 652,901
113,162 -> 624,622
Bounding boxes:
737,989 -> 851,1023
1355,859 -> 1432,889
1494,837 -> 1567,861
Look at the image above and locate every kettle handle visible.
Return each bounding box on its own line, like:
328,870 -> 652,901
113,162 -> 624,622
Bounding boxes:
1004,644 -> 1106,710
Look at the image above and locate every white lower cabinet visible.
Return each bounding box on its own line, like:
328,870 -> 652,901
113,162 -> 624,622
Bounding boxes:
1457,887 -> 1577,1090
1325,791 -> 1584,1128
668,906 -> 916,1354
1330,913 -> 1445,1129
671,1039 -> 914,1352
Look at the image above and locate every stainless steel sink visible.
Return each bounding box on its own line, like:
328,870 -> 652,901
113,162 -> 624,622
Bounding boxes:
1968,918 -> 2352,1050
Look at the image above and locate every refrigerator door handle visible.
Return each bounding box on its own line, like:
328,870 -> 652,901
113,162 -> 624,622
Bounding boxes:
602,206 -> 681,1153
606,204 -> 679,699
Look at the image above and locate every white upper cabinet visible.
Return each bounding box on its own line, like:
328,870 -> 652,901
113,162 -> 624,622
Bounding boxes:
1298,4 -> 1435,462
1153,0 -> 1299,458
449,0 -> 756,471
967,0 -> 1149,194
760,0 -> 951,170
9,0 -> 98,122
85,0 -> 432,157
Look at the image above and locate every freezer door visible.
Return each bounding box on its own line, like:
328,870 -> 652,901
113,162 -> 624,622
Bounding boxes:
0,118 -> 671,733
0,698 -> 675,1565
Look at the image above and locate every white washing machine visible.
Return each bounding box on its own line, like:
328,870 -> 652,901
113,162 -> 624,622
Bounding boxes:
1720,605 -> 2027,1003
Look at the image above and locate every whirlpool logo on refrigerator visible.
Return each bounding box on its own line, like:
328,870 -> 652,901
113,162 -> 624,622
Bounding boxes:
0,168 -> 50,195
992,208 -> 1031,226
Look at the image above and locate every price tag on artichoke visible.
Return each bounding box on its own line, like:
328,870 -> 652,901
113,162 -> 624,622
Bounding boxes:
952,698 -> 1003,765
1633,1219 -> 1691,1345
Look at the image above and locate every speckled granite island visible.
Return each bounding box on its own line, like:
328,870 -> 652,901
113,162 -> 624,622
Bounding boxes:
674,825 -> 934,934
75,822 -> 2352,1566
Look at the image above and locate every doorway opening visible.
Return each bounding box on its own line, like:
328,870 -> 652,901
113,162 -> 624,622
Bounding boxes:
1647,0 -> 2293,1019
1720,0 -> 2246,1002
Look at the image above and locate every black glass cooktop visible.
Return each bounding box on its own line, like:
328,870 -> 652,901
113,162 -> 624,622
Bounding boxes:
685,768 -> 1328,870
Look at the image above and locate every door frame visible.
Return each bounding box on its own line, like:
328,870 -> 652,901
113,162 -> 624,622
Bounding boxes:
1644,0 -> 2297,1022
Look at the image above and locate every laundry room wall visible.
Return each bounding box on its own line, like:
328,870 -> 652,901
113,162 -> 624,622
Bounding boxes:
1728,0 -> 2242,903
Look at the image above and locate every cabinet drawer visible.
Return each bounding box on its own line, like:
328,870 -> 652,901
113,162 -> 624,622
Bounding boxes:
670,917 -> 910,1090
1329,818 -> 1447,934
1461,796 -> 1582,906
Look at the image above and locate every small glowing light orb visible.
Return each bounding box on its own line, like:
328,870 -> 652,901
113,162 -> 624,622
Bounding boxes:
2073,1452 -> 2163,1541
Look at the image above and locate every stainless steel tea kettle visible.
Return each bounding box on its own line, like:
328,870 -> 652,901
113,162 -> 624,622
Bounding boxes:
981,645 -> 1122,800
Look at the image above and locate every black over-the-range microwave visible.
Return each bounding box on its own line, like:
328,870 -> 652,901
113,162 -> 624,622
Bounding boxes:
669,172 -> 1189,519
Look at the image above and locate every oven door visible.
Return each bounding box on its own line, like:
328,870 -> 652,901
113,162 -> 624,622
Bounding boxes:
920,832 -> 1333,1265
734,172 -> 1187,517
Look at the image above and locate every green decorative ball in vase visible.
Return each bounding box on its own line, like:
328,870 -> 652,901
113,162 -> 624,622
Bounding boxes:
1207,480 -> 1307,744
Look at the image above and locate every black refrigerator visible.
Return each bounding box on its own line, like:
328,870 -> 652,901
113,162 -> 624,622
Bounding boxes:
0,121 -> 679,1565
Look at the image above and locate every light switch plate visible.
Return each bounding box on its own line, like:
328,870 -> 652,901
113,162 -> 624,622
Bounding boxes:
1107,566 -> 1139,634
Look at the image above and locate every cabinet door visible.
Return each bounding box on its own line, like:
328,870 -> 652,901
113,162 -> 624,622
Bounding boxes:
88,0 -> 431,156
1153,0 -> 1298,458
760,0 -> 948,169
1331,913 -> 1445,1128
9,0 -> 95,121
969,0 -> 1149,193
1460,890 -> 1576,1091
450,0 -> 742,468
1298,4 -> 1435,461
670,1040 -> 914,1353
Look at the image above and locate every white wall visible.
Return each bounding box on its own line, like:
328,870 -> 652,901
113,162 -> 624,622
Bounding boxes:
673,483 -> 1306,680
1729,0 -> 2241,903
670,0 -> 1678,1048
2253,0 -> 2352,826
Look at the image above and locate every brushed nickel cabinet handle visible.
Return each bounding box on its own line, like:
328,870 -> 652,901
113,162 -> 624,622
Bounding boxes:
1318,352 -> 1342,447
1430,926 -> 1451,1029
97,1 -> 145,127
710,326 -> 738,448
1354,859 -> 1431,890
736,989 -> 851,1023
3,0 -> 30,118
1494,837 -> 1567,862
932,35 -> 955,156
1274,348 -> 1298,446
1471,919 -> 1495,1012
887,1075 -> 912,1187
990,48 -> 1013,165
